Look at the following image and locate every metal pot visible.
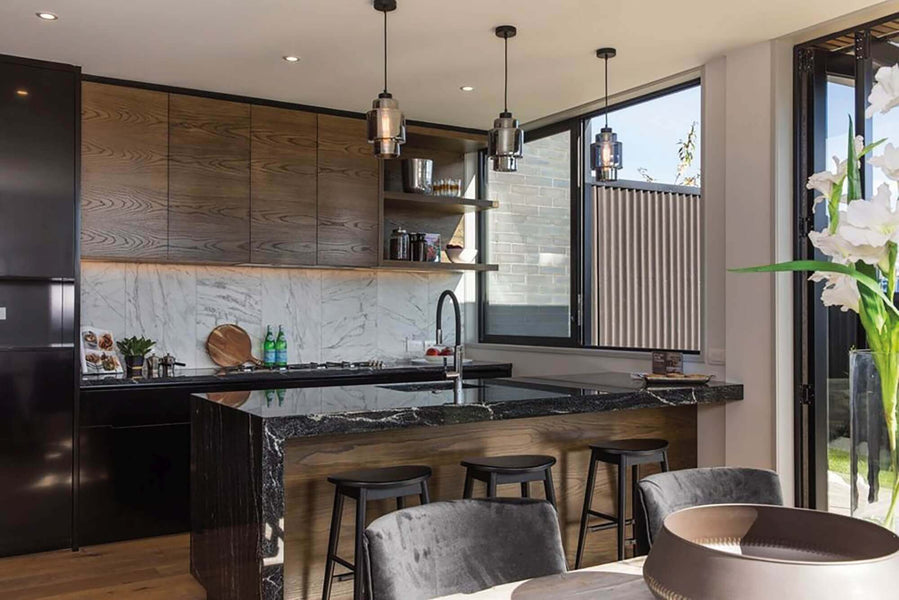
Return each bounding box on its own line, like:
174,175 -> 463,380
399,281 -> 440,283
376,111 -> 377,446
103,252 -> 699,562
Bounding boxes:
401,158 -> 433,194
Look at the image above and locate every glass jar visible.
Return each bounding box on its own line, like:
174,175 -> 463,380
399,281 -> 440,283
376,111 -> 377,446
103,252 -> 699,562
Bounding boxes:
848,350 -> 899,534
388,228 -> 411,261
410,233 -> 427,261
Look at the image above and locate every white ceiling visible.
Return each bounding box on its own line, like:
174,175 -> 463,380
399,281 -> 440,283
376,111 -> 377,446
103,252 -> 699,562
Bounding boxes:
0,0 -> 887,128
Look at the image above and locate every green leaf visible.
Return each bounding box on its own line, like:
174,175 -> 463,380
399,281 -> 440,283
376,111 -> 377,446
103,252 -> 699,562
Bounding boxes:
730,259 -> 899,319
847,117 -> 862,202
857,262 -> 887,338
827,175 -> 846,233
860,138 -> 887,157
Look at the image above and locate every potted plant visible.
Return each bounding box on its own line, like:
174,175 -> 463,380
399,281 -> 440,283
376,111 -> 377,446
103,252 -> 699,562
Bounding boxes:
735,64 -> 899,533
116,336 -> 156,377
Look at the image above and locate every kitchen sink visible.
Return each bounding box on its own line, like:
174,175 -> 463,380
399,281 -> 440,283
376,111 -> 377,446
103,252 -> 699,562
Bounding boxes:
379,381 -> 482,393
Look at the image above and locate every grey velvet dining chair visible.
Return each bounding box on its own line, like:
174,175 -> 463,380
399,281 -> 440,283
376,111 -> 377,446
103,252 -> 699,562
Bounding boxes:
634,466 -> 784,555
361,498 -> 567,600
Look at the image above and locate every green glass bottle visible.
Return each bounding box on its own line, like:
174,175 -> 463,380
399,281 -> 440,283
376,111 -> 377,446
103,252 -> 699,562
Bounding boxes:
263,326 -> 276,368
275,325 -> 288,368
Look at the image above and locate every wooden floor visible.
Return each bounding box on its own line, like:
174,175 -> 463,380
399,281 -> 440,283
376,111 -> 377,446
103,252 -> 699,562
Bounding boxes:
0,534 -> 204,600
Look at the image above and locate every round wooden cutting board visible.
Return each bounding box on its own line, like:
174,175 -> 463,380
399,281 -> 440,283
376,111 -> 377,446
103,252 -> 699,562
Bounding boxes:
206,390 -> 252,408
205,324 -> 263,368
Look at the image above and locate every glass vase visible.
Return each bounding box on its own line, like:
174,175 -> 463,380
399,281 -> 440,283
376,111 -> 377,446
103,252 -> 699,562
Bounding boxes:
849,350 -> 899,533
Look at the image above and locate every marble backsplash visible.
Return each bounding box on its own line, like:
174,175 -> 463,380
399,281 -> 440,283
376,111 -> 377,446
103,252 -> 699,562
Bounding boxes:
81,261 -> 469,369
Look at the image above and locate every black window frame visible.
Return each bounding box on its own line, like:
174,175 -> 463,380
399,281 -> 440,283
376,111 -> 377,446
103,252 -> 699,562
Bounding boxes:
477,79 -> 703,352
477,118 -> 582,347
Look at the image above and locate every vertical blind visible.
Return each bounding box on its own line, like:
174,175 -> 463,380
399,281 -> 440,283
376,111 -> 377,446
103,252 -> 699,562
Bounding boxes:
593,185 -> 701,351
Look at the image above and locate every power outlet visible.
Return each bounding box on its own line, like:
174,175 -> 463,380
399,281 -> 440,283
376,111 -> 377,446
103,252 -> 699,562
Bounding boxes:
0,307 -> 6,320
707,348 -> 725,365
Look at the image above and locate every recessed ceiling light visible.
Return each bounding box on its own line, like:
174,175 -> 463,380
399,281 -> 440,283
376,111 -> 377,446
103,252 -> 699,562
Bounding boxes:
16,90 -> 29,97
460,86 -> 475,92
282,55 -> 300,63
36,12 -> 58,20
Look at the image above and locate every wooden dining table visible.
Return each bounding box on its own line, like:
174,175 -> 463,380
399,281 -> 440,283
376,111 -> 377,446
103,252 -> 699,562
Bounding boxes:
433,557 -> 652,599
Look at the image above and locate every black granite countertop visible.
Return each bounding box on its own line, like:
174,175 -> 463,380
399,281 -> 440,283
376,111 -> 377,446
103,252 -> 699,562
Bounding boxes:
195,372 -> 742,439
80,360 -> 512,393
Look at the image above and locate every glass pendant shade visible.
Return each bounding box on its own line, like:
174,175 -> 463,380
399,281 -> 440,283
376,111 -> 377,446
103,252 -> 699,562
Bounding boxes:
488,112 -> 524,172
366,93 -> 406,159
591,126 -> 622,181
367,0 -> 404,159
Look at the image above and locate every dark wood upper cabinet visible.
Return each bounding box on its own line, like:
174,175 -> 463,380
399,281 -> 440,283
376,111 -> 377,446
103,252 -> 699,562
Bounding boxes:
81,82 -> 169,260
316,114 -> 379,267
250,105 -> 317,265
168,94 -> 250,264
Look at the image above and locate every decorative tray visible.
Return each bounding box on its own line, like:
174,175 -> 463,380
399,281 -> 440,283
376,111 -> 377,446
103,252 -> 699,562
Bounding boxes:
632,373 -> 713,385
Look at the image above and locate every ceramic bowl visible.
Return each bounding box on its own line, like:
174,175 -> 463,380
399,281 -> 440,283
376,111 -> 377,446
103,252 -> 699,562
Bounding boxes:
445,246 -> 477,264
643,504 -> 899,599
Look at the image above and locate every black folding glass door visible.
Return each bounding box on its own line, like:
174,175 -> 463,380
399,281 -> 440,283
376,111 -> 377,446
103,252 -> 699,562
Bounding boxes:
794,15 -> 899,510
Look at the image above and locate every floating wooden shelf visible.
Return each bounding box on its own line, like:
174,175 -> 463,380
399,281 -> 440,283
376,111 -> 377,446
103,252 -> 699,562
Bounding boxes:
382,190 -> 497,214
378,260 -> 498,272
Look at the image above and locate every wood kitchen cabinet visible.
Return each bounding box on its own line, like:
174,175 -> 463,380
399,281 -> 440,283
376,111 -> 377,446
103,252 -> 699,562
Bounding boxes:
78,83 -> 487,270
168,94 -> 250,264
81,82 -> 169,260
316,114 -> 379,267
250,105 -> 317,265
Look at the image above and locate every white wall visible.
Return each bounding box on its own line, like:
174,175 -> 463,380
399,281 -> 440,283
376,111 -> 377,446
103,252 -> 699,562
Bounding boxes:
722,42 -> 779,471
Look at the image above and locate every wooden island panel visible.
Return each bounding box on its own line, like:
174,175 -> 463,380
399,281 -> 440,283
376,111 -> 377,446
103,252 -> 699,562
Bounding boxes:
281,405 -> 697,600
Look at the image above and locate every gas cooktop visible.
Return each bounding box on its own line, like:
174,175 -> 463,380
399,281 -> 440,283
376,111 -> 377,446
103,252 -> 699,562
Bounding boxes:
217,360 -> 385,375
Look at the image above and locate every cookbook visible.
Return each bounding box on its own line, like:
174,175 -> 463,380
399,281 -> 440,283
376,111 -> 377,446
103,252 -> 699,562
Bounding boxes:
81,326 -> 123,374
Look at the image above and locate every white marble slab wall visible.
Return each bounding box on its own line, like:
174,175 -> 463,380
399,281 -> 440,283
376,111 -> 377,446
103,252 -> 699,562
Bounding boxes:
81,262 -> 468,368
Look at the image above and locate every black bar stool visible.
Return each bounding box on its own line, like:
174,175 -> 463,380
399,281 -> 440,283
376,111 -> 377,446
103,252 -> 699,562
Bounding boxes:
461,455 -> 557,507
575,439 -> 668,567
322,465 -> 431,600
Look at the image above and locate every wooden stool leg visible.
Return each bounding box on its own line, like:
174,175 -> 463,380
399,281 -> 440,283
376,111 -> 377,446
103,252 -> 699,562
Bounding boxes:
575,452 -> 597,569
353,489 -> 367,600
322,488 -> 345,600
420,481 -> 430,504
661,450 -> 670,472
487,473 -> 497,497
543,467 -> 557,508
631,464 -> 639,556
616,458 -> 627,561
520,481 -> 530,498
463,470 -> 474,499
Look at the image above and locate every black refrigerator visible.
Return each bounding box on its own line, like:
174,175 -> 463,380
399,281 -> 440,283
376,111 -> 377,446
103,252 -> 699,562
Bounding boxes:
0,54 -> 79,557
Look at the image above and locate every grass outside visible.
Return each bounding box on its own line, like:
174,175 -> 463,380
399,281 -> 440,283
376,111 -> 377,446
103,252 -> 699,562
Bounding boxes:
829,446 -> 896,489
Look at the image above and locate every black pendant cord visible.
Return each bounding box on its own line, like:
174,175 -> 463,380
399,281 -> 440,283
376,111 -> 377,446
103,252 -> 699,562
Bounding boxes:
383,10 -> 389,95
504,35 -> 509,113
604,55 -> 609,128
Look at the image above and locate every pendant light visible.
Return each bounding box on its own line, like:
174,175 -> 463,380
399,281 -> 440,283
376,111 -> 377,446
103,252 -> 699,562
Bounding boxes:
590,48 -> 623,182
488,25 -> 524,172
366,0 -> 406,159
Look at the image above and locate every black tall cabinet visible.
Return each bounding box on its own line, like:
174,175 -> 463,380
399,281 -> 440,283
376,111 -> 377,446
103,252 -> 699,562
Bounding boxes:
0,54 -> 79,556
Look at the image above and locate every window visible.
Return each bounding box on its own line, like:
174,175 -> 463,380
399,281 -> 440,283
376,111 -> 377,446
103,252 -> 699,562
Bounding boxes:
479,81 -> 702,351
587,85 -> 702,187
480,124 -> 577,345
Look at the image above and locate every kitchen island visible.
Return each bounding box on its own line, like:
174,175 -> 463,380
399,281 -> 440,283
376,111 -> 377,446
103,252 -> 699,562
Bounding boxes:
190,374 -> 742,600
